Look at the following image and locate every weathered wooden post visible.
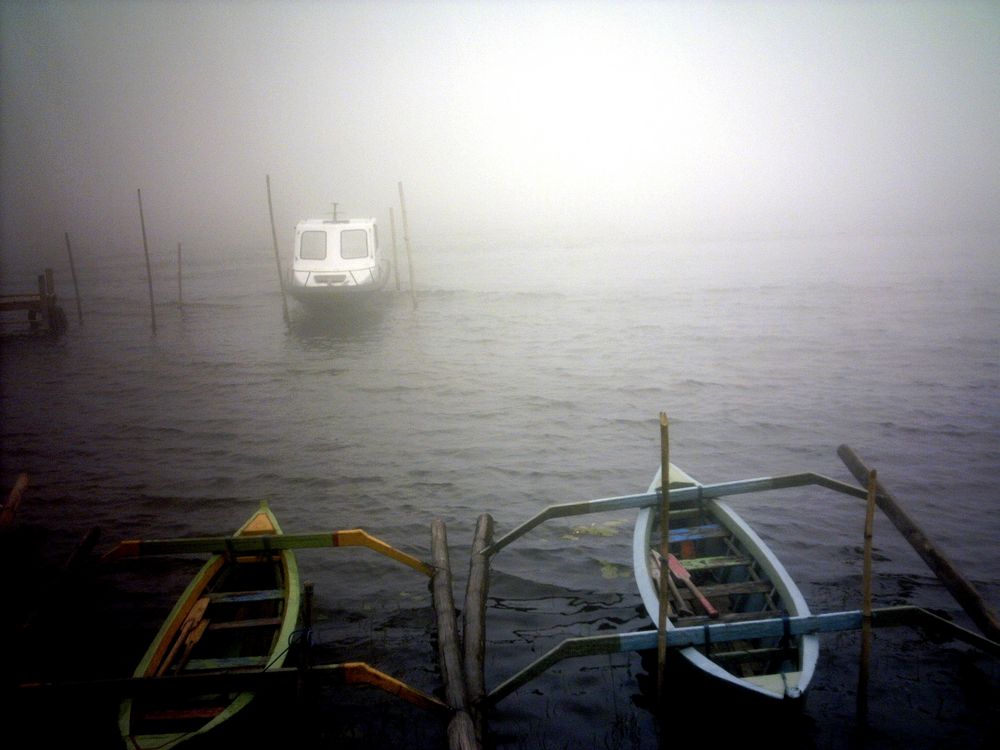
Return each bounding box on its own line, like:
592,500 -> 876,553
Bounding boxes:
858,468 -> 877,720
657,412 -> 670,698
64,232 -> 83,325
431,519 -> 478,750
398,181 -> 417,310
137,188 -> 157,334
390,206 -> 401,291
43,267 -> 67,334
463,513 -> 494,742
266,175 -> 290,324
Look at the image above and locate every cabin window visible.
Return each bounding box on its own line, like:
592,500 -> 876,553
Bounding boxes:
300,231 -> 327,260
341,229 -> 368,259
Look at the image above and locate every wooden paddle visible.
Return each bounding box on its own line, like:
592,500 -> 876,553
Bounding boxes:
156,597 -> 209,676
650,550 -> 693,617
174,618 -> 210,674
666,553 -> 719,619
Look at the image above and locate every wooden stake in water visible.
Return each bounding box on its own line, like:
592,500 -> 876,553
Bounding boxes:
838,443 -> 1000,641
177,242 -> 183,308
464,513 -> 494,743
657,412 -> 670,698
137,188 -> 156,334
390,206 -> 401,291
64,232 -> 83,326
266,174 -> 290,324
398,181 -> 417,310
858,468 -> 877,720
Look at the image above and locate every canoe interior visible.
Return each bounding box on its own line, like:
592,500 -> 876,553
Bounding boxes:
640,466 -> 815,698
123,506 -> 299,748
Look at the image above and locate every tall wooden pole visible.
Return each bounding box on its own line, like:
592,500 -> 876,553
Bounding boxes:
176,242 -> 183,308
858,468 -> 877,720
657,412 -> 670,698
398,181 -> 417,309
431,520 -> 478,750
463,513 -> 494,743
64,232 -> 83,326
389,206 -> 401,291
266,175 -> 290,324
137,188 -> 156,334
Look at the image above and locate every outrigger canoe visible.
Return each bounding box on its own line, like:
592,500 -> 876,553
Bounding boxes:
119,503 -> 301,749
632,464 -> 818,699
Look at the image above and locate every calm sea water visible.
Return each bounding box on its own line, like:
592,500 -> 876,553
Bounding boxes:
2,231 -> 998,748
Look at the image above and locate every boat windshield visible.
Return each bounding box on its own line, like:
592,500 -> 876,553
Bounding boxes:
300,231 -> 327,260
341,229 -> 368,259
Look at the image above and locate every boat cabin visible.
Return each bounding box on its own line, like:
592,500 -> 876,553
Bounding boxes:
288,217 -> 389,302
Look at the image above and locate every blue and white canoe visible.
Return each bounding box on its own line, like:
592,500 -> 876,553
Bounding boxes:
633,464 -> 818,699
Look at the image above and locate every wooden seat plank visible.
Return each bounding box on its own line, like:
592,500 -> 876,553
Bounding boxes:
207,589 -> 283,604
140,706 -> 225,721
676,554 -> 750,572
182,655 -> 269,671
208,616 -> 284,631
668,523 -> 727,544
692,580 -> 774,598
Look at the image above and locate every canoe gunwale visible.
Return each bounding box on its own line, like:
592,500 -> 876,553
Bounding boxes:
121,503 -> 302,749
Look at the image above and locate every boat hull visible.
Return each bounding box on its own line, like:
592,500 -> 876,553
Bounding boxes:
120,504 -> 301,749
633,465 -> 818,699
287,258 -> 391,306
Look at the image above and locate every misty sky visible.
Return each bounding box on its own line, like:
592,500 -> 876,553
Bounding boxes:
2,0 -> 998,258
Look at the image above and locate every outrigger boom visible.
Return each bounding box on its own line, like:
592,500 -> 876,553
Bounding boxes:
103,528 -> 434,576
483,471 -> 867,557
486,605 -> 1000,705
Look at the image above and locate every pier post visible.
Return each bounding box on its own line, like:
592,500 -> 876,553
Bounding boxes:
398,181 -> 417,310
463,514 -> 494,741
431,520 -> 478,750
266,175 -> 290,324
37,273 -> 49,332
64,233 -> 83,326
137,189 -> 157,334
177,242 -> 183,309
390,207 -> 401,291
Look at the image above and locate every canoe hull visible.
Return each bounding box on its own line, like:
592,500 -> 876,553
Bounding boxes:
120,504 -> 301,749
633,465 -> 817,699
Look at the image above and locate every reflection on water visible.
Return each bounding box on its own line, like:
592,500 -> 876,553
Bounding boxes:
285,292 -> 397,345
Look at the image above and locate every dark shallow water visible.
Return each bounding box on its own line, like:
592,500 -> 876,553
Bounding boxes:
2,231 -> 998,748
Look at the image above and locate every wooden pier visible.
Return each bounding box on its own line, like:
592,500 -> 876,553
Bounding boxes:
0,268 -> 68,335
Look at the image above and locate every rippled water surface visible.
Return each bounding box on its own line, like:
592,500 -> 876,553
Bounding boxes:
2,232 -> 998,748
